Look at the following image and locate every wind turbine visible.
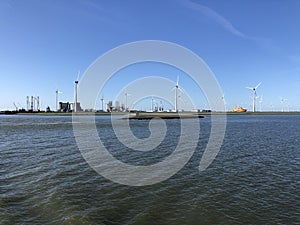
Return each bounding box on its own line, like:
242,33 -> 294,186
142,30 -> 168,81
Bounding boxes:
246,82 -> 261,112
159,100 -> 164,112
172,76 -> 184,112
100,96 -> 105,111
151,96 -> 154,112
124,90 -> 131,112
221,93 -> 227,112
56,90 -> 62,111
270,102 -> 273,112
259,95 -> 263,112
280,97 -> 287,112
74,71 -> 80,112
152,98 -> 158,112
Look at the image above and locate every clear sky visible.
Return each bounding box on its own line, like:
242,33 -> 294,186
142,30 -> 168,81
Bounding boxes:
1,0 -> 300,111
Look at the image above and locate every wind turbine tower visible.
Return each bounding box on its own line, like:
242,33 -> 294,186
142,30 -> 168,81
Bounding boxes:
74,71 -> 79,113
159,100 -> 164,112
100,96 -> 104,111
246,82 -> 261,112
124,90 -> 130,112
259,95 -> 263,112
280,97 -> 288,112
151,97 -> 154,112
125,92 -> 128,111
171,76 -> 185,112
172,76 -> 183,112
270,103 -> 273,112
222,94 -> 227,112
175,77 -> 178,112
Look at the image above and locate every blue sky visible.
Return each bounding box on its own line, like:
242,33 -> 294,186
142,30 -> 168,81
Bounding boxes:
1,0 -> 300,111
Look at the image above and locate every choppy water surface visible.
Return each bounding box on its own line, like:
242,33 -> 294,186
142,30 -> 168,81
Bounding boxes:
0,114 -> 299,224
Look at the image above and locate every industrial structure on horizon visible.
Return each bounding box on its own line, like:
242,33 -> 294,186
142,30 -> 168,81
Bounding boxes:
2,74 -> 297,113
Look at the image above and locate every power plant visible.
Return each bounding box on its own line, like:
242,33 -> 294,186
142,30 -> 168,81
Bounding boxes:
26,96 -> 40,112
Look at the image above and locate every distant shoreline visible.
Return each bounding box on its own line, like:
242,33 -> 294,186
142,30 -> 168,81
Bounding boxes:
1,111 -> 300,116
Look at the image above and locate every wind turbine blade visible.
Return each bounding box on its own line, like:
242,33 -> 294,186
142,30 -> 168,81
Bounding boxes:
246,87 -> 253,90
178,87 -> 185,94
77,70 -> 80,81
255,82 -> 262,89
176,75 -> 179,86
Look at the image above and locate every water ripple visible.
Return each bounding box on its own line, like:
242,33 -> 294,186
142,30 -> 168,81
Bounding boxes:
0,115 -> 299,224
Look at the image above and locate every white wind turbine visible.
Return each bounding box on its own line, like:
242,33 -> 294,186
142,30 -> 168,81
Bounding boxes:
259,95 -> 263,112
246,82 -> 261,112
74,71 -> 80,112
100,96 -> 105,111
221,93 -> 227,112
159,100 -> 164,112
172,76 -> 184,112
270,102 -> 273,112
55,89 -> 62,111
151,96 -> 158,112
124,89 -> 131,112
280,97 -> 288,112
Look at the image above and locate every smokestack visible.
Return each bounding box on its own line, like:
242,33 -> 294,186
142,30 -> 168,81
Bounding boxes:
31,96 -> 34,111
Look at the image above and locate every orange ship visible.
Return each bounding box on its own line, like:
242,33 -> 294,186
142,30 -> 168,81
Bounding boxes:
232,104 -> 247,112
235,107 -> 247,113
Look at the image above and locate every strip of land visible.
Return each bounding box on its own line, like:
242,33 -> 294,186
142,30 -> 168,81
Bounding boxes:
1,111 -> 300,116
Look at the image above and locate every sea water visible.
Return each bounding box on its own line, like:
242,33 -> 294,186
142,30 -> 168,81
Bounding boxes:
0,114 -> 299,224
